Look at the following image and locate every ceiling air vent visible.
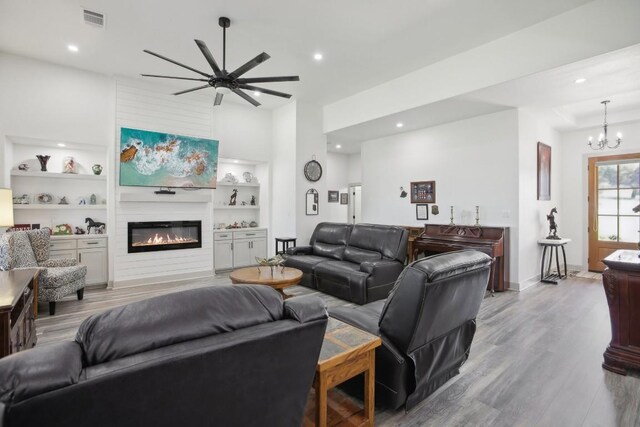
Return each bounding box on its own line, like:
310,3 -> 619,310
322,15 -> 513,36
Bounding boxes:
83,9 -> 105,28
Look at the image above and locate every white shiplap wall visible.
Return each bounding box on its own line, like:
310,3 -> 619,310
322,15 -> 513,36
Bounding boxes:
114,78 -> 215,286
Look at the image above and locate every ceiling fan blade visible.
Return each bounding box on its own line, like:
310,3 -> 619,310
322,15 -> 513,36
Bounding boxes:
214,92 -> 224,106
232,88 -> 261,107
229,52 -> 271,79
143,49 -> 211,78
172,84 -> 211,96
141,74 -> 209,82
237,84 -> 291,99
194,40 -> 223,77
237,76 -> 300,84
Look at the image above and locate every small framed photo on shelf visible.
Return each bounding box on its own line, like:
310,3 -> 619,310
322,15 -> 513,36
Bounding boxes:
410,181 -> 436,204
416,204 -> 428,221
328,190 -> 339,203
340,193 -> 349,205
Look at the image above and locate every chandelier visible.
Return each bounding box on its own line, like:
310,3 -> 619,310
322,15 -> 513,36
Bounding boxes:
588,100 -> 622,150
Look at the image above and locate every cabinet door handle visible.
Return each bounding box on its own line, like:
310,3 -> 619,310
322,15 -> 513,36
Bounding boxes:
79,253 -> 82,263
246,233 -> 255,236
231,243 -> 233,251
86,242 -> 99,245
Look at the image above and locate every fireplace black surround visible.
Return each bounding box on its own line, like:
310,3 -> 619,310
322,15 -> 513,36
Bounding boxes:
128,221 -> 202,253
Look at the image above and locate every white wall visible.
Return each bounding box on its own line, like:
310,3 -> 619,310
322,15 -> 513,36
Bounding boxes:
517,109 -> 563,289
360,109 -> 520,284
560,119 -> 640,270
348,153 -> 362,184
326,152 -> 349,223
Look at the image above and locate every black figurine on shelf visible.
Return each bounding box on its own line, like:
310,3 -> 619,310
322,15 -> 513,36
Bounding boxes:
546,207 -> 561,240
250,195 -> 256,206
229,189 -> 238,206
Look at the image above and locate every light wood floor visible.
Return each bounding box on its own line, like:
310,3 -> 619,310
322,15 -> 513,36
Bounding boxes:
35,275 -> 640,426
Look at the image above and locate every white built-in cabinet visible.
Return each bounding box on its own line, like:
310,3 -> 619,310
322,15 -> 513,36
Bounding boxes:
214,229 -> 267,271
49,236 -> 108,285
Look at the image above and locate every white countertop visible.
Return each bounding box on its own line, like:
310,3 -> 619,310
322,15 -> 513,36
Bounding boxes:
213,227 -> 267,233
51,234 -> 108,239
538,238 -> 571,245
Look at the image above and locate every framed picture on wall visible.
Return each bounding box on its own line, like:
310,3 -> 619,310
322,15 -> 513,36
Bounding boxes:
328,190 -> 339,203
416,204 -> 428,221
306,189 -> 319,215
410,181 -> 436,204
340,193 -> 349,205
537,142 -> 551,200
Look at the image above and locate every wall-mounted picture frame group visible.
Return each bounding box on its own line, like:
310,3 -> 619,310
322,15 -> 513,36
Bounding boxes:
340,193 -> 349,205
416,204 -> 428,220
328,190 -> 339,203
537,142 -> 551,201
410,181 -> 436,204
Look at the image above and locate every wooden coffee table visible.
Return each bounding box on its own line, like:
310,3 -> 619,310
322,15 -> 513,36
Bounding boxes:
229,266 -> 303,298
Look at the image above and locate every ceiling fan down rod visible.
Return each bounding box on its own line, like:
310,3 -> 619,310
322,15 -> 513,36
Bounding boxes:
219,16 -> 230,73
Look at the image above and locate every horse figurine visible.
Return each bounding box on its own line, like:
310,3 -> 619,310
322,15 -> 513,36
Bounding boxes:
229,189 -> 238,206
546,207 -> 561,240
85,217 -> 105,234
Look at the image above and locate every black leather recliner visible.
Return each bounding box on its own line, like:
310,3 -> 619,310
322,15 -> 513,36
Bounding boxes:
0,285 -> 328,427
330,250 -> 492,410
284,222 -> 409,304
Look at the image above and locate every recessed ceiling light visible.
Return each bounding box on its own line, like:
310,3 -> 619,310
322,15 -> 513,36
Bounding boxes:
575,78 -> 587,84
396,122 -> 404,128
313,53 -> 323,61
57,143 -> 66,147
233,160 -> 239,163
254,91 -> 261,97
67,44 -> 79,53
336,144 -> 341,149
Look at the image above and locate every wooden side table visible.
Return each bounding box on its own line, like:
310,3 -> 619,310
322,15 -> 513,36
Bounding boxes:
538,238 -> 571,284
602,250 -> 640,375
0,269 -> 39,358
311,318 -> 381,427
275,237 -> 297,255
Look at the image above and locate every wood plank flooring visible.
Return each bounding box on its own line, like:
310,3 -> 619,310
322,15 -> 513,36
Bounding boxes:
34,275 -> 640,426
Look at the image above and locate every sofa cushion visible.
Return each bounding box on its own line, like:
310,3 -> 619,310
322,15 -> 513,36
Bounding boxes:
27,228 -> 51,264
312,242 -> 345,260
315,261 -> 371,304
284,254 -> 330,274
310,222 -> 352,246
350,224 -> 408,262
0,232 -> 38,269
343,246 -> 382,264
76,285 -> 284,366
39,265 -> 87,289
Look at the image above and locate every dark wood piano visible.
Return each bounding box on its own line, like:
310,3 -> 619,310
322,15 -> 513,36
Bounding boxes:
409,224 -> 509,292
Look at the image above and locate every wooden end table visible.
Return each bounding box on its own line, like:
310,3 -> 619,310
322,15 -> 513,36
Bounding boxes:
229,266 -> 302,299
311,317 -> 382,427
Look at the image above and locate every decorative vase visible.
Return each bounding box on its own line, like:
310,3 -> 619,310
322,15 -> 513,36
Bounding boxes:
36,155 -> 50,172
92,164 -> 103,175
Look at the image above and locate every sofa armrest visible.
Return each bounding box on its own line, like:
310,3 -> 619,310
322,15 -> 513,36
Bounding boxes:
361,260 -> 404,280
0,342 -> 83,405
40,258 -> 79,268
284,295 -> 328,323
286,246 -> 313,256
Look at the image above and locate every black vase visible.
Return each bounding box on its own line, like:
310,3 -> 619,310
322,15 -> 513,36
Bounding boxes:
36,155 -> 51,172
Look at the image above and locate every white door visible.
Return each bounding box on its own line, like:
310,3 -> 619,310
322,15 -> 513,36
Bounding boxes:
78,248 -> 108,285
349,185 -> 362,224
214,240 -> 234,271
250,238 -> 267,260
233,239 -> 252,267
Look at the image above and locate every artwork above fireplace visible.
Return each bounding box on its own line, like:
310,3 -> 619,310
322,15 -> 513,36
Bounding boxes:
128,220 -> 202,253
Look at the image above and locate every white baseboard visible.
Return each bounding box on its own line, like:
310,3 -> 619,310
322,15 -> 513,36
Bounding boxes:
111,269 -> 216,289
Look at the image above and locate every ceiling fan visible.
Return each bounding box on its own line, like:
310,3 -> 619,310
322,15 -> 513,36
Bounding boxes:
141,16 -> 299,107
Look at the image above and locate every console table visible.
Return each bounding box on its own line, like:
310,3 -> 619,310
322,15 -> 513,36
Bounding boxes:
602,250 -> 640,375
538,238 -> 571,284
0,269 -> 39,358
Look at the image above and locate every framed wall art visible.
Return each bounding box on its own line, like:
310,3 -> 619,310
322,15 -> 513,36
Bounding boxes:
416,204 -> 428,221
340,193 -> 349,205
306,189 -> 319,215
328,190 -> 339,203
537,142 -> 551,200
410,181 -> 436,204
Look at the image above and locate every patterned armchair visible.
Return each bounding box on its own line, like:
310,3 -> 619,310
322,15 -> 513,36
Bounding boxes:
0,228 -> 86,315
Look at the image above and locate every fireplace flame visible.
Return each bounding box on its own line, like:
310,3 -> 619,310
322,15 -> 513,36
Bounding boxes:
133,232 -> 198,247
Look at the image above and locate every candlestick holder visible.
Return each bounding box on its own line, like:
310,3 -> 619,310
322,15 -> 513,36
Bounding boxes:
450,206 -> 455,225
475,206 -> 480,226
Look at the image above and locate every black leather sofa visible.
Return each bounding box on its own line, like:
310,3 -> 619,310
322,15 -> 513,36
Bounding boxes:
0,285 -> 328,427
284,222 -> 409,304
330,250 -> 491,410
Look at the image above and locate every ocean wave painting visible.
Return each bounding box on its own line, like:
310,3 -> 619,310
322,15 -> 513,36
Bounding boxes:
119,127 -> 219,189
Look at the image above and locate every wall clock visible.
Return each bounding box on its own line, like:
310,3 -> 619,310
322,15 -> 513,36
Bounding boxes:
304,159 -> 323,182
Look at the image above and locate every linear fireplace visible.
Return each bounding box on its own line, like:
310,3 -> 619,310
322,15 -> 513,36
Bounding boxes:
128,220 -> 202,253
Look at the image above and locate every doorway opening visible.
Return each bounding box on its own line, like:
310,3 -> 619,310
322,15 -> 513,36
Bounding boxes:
348,184 -> 362,224
588,153 -> 640,272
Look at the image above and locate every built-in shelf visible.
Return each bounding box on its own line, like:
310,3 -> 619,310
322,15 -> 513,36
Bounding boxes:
216,182 -> 260,188
11,171 -> 106,181
119,192 -> 213,203
214,206 -> 260,210
13,205 -> 107,210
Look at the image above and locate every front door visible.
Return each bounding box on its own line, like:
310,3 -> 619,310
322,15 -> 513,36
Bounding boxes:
588,153 -> 640,271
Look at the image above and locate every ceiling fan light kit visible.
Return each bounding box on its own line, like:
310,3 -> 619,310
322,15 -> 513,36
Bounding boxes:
141,16 -> 299,107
